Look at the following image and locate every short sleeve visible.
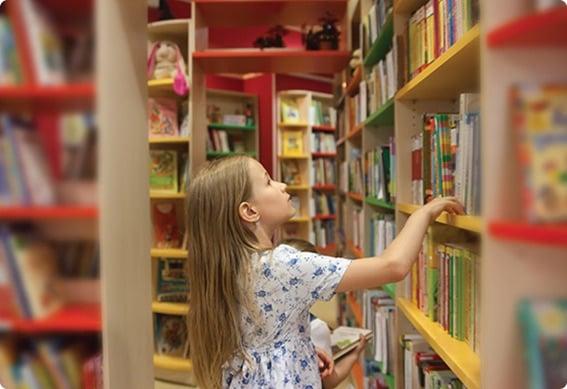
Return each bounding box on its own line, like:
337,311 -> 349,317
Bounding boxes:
271,244 -> 351,307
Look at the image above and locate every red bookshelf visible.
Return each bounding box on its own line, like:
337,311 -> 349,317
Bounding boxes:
348,192 -> 364,202
312,184 -> 337,191
316,243 -> 337,256
311,125 -> 336,133
194,0 -> 347,27
5,304 -> 101,334
313,214 -> 336,220
0,84 -> 95,100
347,292 -> 363,326
489,221 -> 567,246
0,206 -> 98,220
193,50 -> 350,74
347,240 -> 363,258
312,152 -> 337,158
487,6 -> 567,47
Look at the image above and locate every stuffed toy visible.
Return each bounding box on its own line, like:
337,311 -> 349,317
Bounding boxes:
147,40 -> 189,96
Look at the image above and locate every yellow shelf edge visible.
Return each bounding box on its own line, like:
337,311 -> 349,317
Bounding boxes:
287,185 -> 310,190
149,136 -> 191,144
287,217 -> 310,223
153,354 -> 193,372
397,203 -> 482,233
148,78 -> 174,87
150,192 -> 186,199
152,302 -> 189,316
278,122 -> 309,128
277,155 -> 310,160
150,249 -> 188,258
397,298 -> 480,389
396,25 -> 480,100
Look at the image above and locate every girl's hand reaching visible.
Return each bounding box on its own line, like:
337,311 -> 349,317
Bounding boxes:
419,196 -> 465,222
316,348 -> 334,379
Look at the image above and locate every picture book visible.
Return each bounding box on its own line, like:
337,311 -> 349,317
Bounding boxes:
156,258 -> 188,303
149,150 -> 178,193
512,85 -> 567,222
519,299 -> 567,389
280,99 -> 301,124
282,131 -> 304,157
281,160 -> 302,185
152,202 -> 181,249
154,313 -> 189,358
148,98 -> 179,138
330,326 -> 373,360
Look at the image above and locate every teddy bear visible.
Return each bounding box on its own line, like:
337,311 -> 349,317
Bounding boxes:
147,40 -> 189,95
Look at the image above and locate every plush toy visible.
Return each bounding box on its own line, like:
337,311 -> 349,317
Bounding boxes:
147,40 -> 189,96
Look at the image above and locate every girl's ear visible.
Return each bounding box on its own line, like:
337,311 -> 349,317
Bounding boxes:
238,201 -> 260,224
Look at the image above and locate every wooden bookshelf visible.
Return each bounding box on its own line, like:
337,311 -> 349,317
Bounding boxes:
287,185 -> 310,191
348,192 -> 364,202
312,125 -> 336,132
278,122 -> 310,128
287,216 -> 310,223
0,206 -> 98,220
153,354 -> 193,372
5,304 -> 101,334
149,192 -> 187,200
152,302 -> 190,316
397,298 -> 480,389
365,196 -> 395,211
347,293 -> 363,327
149,136 -> 191,144
365,98 -> 394,127
363,12 -> 394,68
489,221 -> 567,247
398,203 -> 482,233
150,249 -> 188,259
396,25 -> 480,100
207,123 -> 256,131
347,240 -> 364,259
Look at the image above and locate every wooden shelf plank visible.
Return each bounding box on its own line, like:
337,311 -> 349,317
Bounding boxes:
317,243 -> 337,256
148,79 -> 174,88
489,221 -> 567,246
487,7 -> 567,47
348,192 -> 364,203
311,125 -> 336,132
194,0 -> 347,27
394,0 -> 428,14
397,203 -> 482,233
347,124 -> 364,140
313,214 -> 336,221
396,25 -> 480,100
148,19 -> 189,36
347,240 -> 364,258
153,354 -> 192,372
287,216 -> 310,223
149,136 -> 191,144
0,83 -> 94,100
152,302 -> 189,316
347,293 -> 363,327
365,196 -> 395,210
150,192 -> 187,200
208,123 -> 256,131
287,185 -> 310,191
363,12 -> 394,68
193,50 -> 350,74
352,359 -> 364,388
150,249 -> 188,258
278,154 -> 309,159
382,283 -> 396,299
278,122 -> 310,128
2,304 -> 100,333
365,98 -> 395,128
397,298 -> 480,389
207,151 -> 257,158
0,206 -> 98,220
343,65 -> 362,98
312,152 -> 337,158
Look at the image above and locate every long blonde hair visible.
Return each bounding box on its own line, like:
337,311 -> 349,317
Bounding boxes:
186,156 -> 260,388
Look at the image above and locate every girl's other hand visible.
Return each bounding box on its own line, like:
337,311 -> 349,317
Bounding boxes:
316,347 -> 334,379
354,334 -> 368,358
420,196 -> 465,222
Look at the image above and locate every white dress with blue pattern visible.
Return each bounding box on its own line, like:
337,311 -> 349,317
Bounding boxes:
222,244 -> 351,388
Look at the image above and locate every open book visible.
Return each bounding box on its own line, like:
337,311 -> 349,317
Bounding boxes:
331,326 -> 373,361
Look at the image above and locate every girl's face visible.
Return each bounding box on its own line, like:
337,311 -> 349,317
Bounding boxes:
246,159 -> 295,228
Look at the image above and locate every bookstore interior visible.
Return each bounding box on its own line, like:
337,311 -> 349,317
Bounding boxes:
0,0 -> 566,388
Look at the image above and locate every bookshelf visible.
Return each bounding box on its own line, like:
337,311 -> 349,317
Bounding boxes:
276,90 -> 338,251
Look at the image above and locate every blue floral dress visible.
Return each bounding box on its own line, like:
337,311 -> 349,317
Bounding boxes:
222,244 -> 351,388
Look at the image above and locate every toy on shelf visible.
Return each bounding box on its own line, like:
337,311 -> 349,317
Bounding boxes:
147,41 -> 189,95
253,25 -> 288,50
303,13 -> 341,51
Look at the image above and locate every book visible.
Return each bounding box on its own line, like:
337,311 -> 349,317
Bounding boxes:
154,313 -> 189,358
148,98 -> 179,138
282,131 -> 304,156
281,160 -> 302,185
330,326 -> 372,360
280,99 -> 301,124
152,202 -> 182,249
156,258 -> 188,303
0,16 -> 22,85
149,150 -> 178,193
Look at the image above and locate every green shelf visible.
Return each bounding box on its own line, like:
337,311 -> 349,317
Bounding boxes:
365,98 -> 394,128
207,123 -> 256,131
365,196 -> 395,210
363,12 -> 394,68
206,151 -> 257,158
383,283 -> 396,299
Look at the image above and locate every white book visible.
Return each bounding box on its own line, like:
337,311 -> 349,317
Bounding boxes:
386,51 -> 395,100
378,60 -> 388,106
331,326 -> 373,361
360,81 -> 368,121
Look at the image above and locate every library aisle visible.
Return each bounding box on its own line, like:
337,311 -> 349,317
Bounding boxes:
0,0 -> 566,388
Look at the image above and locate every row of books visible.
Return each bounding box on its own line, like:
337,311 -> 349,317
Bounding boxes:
407,0 -> 479,79
311,132 -> 336,154
365,0 -> 393,50
402,335 -> 464,389
404,227 -> 480,352
364,47 -> 398,118
0,115 -> 56,206
365,142 -> 394,204
311,192 -> 336,216
0,338 -> 99,389
350,207 -> 364,251
207,129 -> 249,154
342,148 -> 364,195
368,214 -> 395,257
207,104 -> 254,127
152,202 -> 187,250
56,241 -> 99,279
362,289 -> 395,375
149,150 -> 189,194
154,313 -> 189,359
309,99 -> 337,128
0,226 -> 63,319
410,93 -> 480,215
311,159 -> 336,187
148,98 -> 190,138
156,257 -> 188,303
312,219 -> 335,249
0,16 -> 22,85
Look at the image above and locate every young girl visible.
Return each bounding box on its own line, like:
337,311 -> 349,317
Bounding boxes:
186,156 -> 463,388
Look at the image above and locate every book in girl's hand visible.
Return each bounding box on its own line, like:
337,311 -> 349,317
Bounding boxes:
156,258 -> 188,303
150,150 -> 178,193
154,313 -> 189,358
152,202 -> 182,249
148,98 -> 179,138
330,326 -> 372,360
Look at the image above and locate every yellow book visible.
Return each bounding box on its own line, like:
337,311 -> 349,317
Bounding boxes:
282,131 -> 304,156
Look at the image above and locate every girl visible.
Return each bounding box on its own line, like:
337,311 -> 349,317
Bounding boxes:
186,156 -> 463,389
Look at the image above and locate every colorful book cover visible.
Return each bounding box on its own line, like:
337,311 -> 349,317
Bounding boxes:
282,131 -> 304,156
149,150 -> 178,193
148,98 -> 179,138
154,313 -> 189,358
156,258 -> 188,303
280,99 -> 301,124
152,202 -> 181,249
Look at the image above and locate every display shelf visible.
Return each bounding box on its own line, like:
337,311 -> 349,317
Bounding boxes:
397,298 -> 480,389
